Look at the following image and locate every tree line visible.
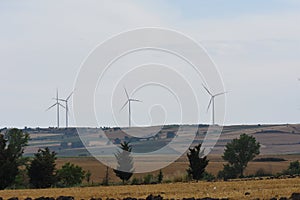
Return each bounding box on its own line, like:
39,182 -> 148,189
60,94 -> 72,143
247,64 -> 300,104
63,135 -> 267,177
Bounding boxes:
113,133 -> 261,183
0,129 -> 87,189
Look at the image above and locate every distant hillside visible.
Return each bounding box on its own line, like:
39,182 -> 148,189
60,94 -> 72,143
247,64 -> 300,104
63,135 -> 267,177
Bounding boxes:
1,124 -> 300,157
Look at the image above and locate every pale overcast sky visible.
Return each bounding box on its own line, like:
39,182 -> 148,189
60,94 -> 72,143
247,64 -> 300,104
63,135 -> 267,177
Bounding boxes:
1,0 -> 300,128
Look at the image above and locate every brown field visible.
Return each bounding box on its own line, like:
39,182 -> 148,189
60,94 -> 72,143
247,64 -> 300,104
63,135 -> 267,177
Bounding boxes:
1,178 -> 300,200
1,155 -> 300,200
55,154 -> 300,183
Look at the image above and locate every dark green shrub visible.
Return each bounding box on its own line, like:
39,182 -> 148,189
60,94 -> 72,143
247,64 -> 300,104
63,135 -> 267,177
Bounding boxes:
0,129 -> 29,190
255,168 -> 272,177
157,170 -> 163,183
187,143 -> 209,181
85,170 -> 91,184
253,157 -> 286,162
102,166 -> 109,186
143,174 -> 154,184
202,172 -> 215,181
113,142 -> 134,184
12,169 -> 29,189
282,160 -> 300,175
131,177 -> 142,185
28,147 -> 57,188
217,164 -> 239,181
56,162 -> 85,187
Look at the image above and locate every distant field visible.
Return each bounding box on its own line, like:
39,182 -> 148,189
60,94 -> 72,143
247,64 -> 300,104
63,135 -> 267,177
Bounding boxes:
55,154 -> 300,183
22,124 -> 300,157
1,178 -> 300,200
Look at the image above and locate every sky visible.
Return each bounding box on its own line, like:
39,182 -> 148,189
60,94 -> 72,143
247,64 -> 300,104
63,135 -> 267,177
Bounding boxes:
0,0 -> 300,128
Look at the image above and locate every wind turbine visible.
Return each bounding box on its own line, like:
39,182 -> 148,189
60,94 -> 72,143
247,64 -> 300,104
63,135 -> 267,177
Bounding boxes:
120,87 -> 142,127
46,89 -> 65,128
202,84 -> 227,125
58,91 -> 74,128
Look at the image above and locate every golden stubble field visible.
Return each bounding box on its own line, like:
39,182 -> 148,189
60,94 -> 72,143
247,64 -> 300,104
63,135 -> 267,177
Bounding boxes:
1,155 -> 300,199
1,178 -> 300,200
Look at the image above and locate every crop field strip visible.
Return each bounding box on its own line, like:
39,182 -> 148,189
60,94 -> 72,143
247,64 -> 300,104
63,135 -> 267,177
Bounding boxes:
1,178 -> 300,200
54,155 -> 296,183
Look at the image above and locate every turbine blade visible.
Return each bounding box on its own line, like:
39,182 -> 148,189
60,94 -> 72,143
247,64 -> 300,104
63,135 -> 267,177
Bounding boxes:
58,98 -> 66,102
207,98 -> 213,113
202,84 -> 212,96
124,87 -> 129,99
66,91 -> 74,101
120,100 -> 129,111
214,91 -> 228,97
46,103 -> 57,111
58,103 -> 66,109
130,99 -> 142,102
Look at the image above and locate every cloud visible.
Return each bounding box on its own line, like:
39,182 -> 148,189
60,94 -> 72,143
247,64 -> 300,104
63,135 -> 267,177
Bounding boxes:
0,0 -> 167,127
0,1 -> 300,127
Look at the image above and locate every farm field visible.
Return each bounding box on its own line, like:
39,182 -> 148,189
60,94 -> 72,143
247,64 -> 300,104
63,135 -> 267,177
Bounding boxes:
1,178 -> 300,200
22,124 -> 300,157
55,154 -> 300,183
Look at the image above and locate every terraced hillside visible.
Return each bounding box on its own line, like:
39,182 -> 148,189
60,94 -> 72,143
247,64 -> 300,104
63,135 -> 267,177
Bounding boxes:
2,124 -> 299,157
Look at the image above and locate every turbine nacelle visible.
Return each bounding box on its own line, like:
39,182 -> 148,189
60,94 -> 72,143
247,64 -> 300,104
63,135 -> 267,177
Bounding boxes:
58,91 -> 74,128
46,89 -> 73,128
202,84 -> 228,125
46,89 -> 65,128
120,87 -> 142,127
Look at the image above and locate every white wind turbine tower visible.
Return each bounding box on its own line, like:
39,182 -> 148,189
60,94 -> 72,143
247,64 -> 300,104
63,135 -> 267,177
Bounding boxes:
202,84 -> 227,125
47,89 -> 65,128
120,87 -> 142,128
58,91 -> 74,128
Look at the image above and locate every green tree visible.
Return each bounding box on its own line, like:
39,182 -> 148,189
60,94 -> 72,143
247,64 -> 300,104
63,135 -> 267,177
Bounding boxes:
102,166 -> 109,186
187,143 -> 209,181
288,160 -> 300,172
0,128 -> 29,190
113,141 -> 134,184
283,160 -> 300,175
57,162 -> 85,187
217,164 -> 238,181
222,133 -> 260,177
13,168 -> 29,189
157,170 -> 163,183
143,174 -> 154,184
202,171 -> 215,182
85,170 -> 92,184
28,147 -> 57,188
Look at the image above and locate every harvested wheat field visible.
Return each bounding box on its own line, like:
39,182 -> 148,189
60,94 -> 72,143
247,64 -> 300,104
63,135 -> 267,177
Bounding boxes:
1,178 -> 300,200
